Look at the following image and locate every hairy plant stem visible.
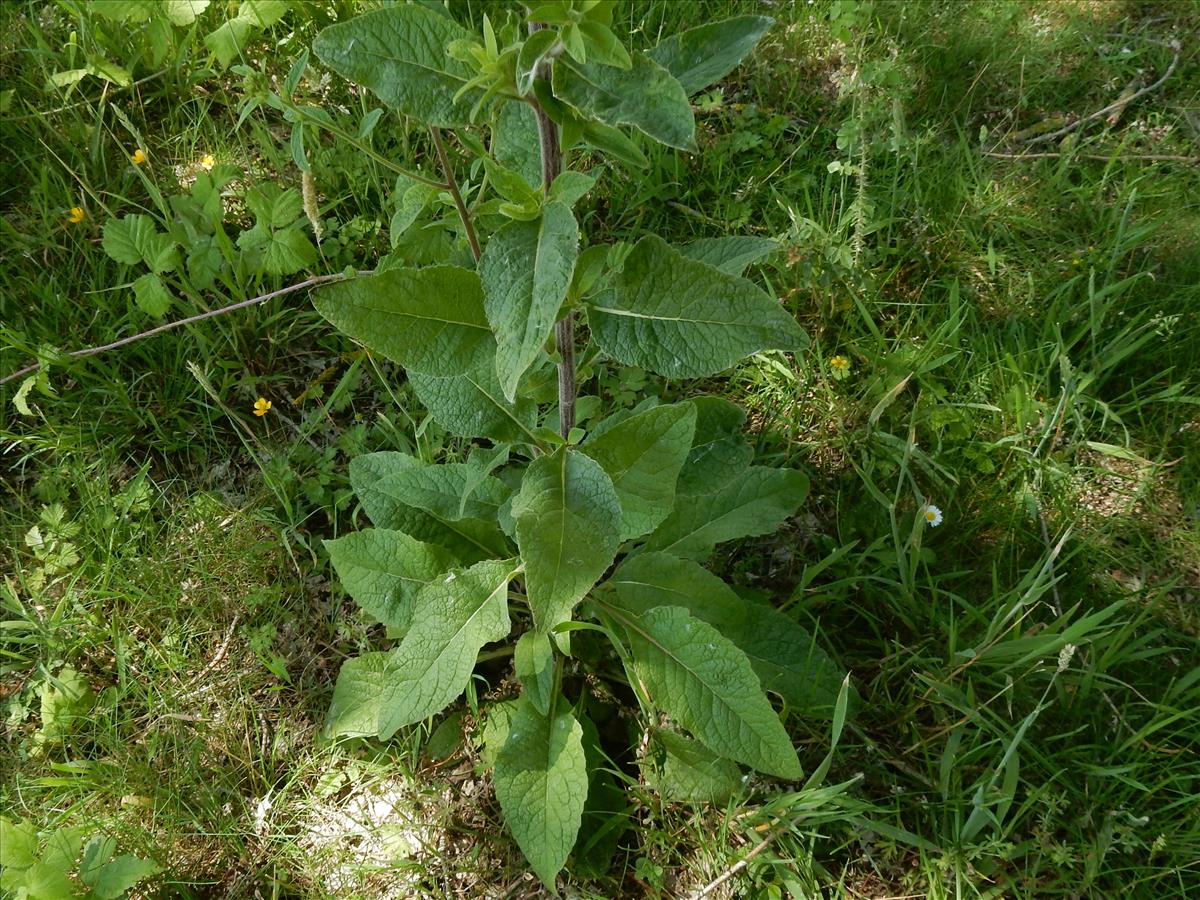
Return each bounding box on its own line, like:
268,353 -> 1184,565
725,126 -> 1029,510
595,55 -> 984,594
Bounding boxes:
430,127 -> 482,263
528,26 -> 575,438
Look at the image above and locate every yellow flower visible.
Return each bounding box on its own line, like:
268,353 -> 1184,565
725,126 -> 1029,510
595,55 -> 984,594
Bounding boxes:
829,354 -> 851,380
131,148 -> 147,165
67,206 -> 86,224
253,397 -> 272,417
200,154 -> 216,171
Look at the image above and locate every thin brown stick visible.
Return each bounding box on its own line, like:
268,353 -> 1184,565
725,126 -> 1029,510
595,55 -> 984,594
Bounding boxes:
985,150 -> 1200,162
0,272 -> 357,387
1019,39 -> 1181,146
686,827 -> 784,900
191,613 -> 240,685
430,127 -> 482,262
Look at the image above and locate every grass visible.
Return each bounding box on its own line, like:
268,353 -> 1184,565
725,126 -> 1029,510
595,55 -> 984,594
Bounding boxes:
2,0 -> 1199,897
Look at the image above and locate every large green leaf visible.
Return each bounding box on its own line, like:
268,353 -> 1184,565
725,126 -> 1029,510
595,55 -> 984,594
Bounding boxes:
85,855 -> 161,900
494,101 -> 543,187
587,235 -> 807,379
371,475 -> 508,559
481,203 -> 579,401
0,816 -> 38,867
580,119 -> 648,168
677,236 -> 778,275
132,273 -> 173,317
390,181 -> 437,246
690,395 -> 747,440
462,443 -> 512,500
91,0 -> 155,22
164,0 -> 209,26
102,214 -> 178,273
647,16 -> 773,95
581,402 -> 696,539
676,395 -> 754,494
478,698 -> 521,770
79,836 -> 118,888
513,448 -> 622,636
378,462 -> 512,522
326,651 -> 390,737
324,528 -> 455,629
577,20 -> 632,69
205,17 -> 254,68
585,397 -> 659,442
621,605 -> 801,778
37,826 -> 84,871
483,157 -> 539,208
654,729 -> 742,803
676,438 -> 753,495
204,1 -> 288,68
313,267 -> 492,377
376,558 -> 518,738
18,862 -> 76,899
514,630 -> 555,716
608,552 -> 845,716
552,51 -> 695,151
240,1 -> 288,29
548,170 -> 597,208
245,183 -> 303,228
349,452 -> 510,563
646,466 -> 809,560
409,359 -> 540,444
312,6 -> 479,127
349,451 -> 424,523
237,224 -> 317,276
494,700 -> 588,889
516,27 -> 557,96
186,239 -> 222,289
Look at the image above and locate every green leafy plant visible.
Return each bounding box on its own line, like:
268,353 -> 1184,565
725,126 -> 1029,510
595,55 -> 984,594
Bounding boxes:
98,165 -> 322,317
53,0 -> 291,82
294,0 -> 845,887
47,0 -> 211,92
0,818 -> 159,900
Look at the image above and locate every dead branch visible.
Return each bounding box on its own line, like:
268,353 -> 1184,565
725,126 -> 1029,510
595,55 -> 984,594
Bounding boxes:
985,150 -> 1200,162
1019,39 -> 1181,146
1,271 -> 363,388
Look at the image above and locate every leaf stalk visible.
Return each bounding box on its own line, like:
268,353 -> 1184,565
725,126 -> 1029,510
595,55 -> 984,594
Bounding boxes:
282,98 -> 445,188
430,127 -> 483,263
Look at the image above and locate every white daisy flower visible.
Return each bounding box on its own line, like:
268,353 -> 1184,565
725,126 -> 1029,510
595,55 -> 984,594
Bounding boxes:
920,503 -> 943,527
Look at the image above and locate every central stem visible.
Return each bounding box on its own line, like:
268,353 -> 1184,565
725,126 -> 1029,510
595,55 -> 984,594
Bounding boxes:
529,24 -> 575,439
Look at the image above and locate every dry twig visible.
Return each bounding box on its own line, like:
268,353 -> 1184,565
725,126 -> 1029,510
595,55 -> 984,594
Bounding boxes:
0,271 -> 361,388
985,150 -> 1200,163
686,826 -> 786,900
1018,39 -> 1181,146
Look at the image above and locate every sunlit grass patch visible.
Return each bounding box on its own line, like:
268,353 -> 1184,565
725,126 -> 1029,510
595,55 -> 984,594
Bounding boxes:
0,486 -> 338,889
272,750 -> 530,898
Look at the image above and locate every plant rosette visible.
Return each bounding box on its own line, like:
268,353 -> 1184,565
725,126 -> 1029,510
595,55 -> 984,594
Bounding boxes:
299,2 -> 847,888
